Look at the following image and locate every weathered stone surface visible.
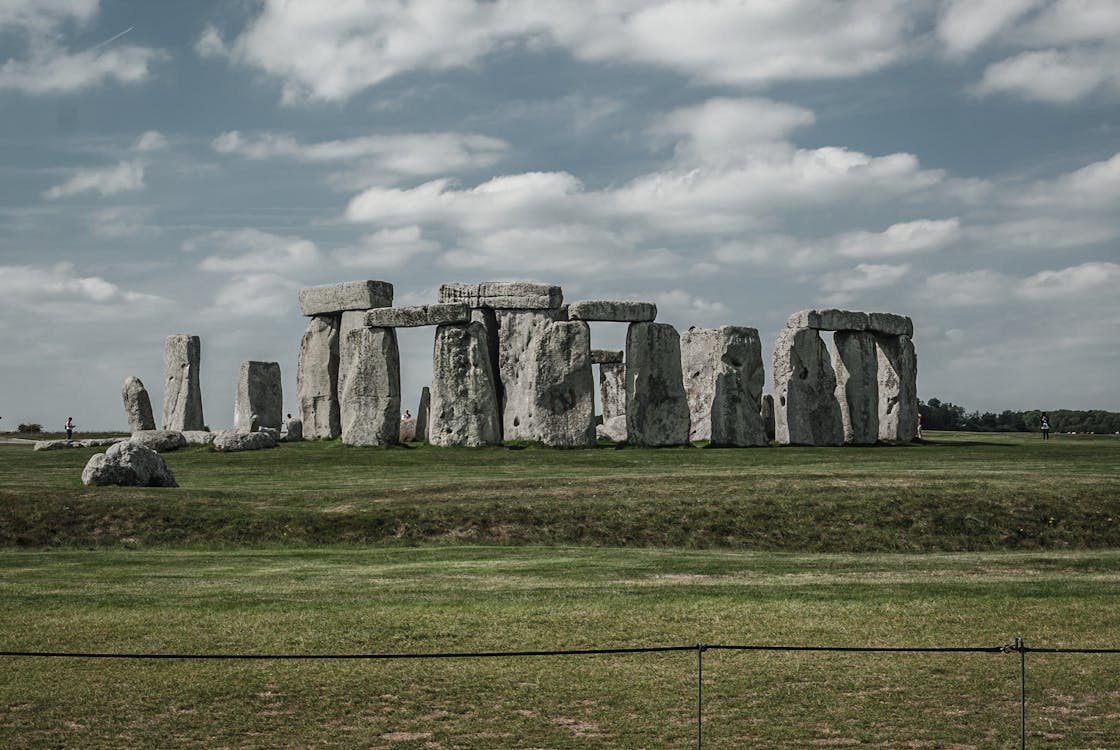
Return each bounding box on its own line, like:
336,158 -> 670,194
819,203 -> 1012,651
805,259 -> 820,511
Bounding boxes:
212,429 -> 277,452
530,320 -> 596,447
34,440 -> 79,451
297,315 -> 341,439
832,331 -> 879,445
259,426 -> 280,442
233,361 -> 283,431
429,323 -> 502,447
868,312 -> 914,338
772,327 -> 844,446
680,326 -> 767,447
399,418 -> 417,442
81,441 -> 178,487
496,309 -> 566,441
121,376 -> 155,432
761,394 -> 775,442
182,430 -> 215,445
283,419 -> 303,442
162,334 -> 204,431
600,360 -> 627,438
786,309 -> 869,332
625,322 -> 691,447
590,349 -> 624,365
876,334 -> 918,442
364,303 -> 470,328
298,280 -> 393,316
438,282 -> 563,309
339,327 -> 401,446
568,300 -> 657,322
130,430 -> 188,453
337,309 -> 370,398
415,386 -> 430,442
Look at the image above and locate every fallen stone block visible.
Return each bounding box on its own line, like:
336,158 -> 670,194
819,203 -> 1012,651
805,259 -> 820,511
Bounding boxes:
590,349 -> 624,365
130,430 -> 188,453
182,431 -> 215,445
364,303 -> 471,328
212,429 -> 277,452
568,300 -> 657,322
438,281 -> 563,309
298,280 -> 393,316
34,440 -> 80,451
82,442 -> 178,487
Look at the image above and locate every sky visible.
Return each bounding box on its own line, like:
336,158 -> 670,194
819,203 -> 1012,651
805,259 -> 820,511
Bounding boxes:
1,0 -> 1118,431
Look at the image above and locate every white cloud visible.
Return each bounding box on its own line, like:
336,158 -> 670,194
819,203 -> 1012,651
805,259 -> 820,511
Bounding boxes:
0,262 -> 162,311
212,129 -> 508,177
936,0 -> 1042,57
646,289 -> 730,324
835,218 -> 962,258
133,130 -> 167,152
972,46 -> 1120,103
43,160 -> 145,200
185,228 -> 322,274
88,206 -> 158,238
820,263 -> 911,299
203,0 -> 917,103
332,226 -> 440,269
1016,261 -> 1120,299
0,0 -> 98,36
920,269 -> 1013,306
649,97 -> 814,164
205,273 -> 301,318
1015,0 -> 1120,46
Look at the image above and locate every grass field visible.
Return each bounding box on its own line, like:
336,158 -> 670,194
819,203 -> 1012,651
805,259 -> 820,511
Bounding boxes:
1,431 -> 1118,748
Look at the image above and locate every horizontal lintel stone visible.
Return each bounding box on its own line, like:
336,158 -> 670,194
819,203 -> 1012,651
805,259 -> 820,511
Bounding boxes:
868,312 -> 914,337
786,309 -> 869,332
438,281 -> 563,309
568,300 -> 657,322
590,349 -> 624,365
299,280 -> 393,316
364,303 -> 471,328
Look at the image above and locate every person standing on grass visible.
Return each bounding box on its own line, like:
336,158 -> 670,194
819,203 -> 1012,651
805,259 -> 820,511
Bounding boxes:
64,416 -> 74,440
1041,413 -> 1051,440
916,412 -> 923,439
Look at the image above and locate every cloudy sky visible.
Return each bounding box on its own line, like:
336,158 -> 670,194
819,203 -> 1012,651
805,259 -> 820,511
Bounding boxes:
2,0 -> 1118,431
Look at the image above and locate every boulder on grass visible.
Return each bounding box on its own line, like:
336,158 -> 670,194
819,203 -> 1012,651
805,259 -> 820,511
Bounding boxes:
81,442 -> 178,487
212,429 -> 277,452
130,430 -> 188,453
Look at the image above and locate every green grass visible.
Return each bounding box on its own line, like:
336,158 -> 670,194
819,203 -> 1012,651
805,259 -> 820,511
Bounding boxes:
2,431 -> 1117,551
1,547 -> 1118,748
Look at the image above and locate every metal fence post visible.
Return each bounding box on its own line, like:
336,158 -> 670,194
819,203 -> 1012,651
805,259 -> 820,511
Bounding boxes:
1018,636 -> 1026,750
697,642 -> 705,750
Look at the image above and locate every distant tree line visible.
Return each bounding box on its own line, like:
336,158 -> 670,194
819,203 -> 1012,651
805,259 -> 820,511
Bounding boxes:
919,398 -> 1120,434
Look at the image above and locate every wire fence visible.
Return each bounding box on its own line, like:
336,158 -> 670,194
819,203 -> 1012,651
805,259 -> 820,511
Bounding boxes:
4,637 -> 1119,748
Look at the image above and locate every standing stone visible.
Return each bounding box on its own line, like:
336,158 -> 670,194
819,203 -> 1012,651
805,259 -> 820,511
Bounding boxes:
496,309 -> 567,442
284,419 -> 303,442
772,327 -> 844,446
234,361 -> 283,431
832,331 -> 879,445
597,361 -> 627,442
162,334 -> 204,431
625,322 -> 691,447
297,315 -> 340,439
876,334 -> 918,442
761,394 -> 775,442
680,326 -> 767,447
415,386 -> 431,442
429,322 -> 502,447
121,376 -> 155,432
339,327 -> 401,446
337,309 -> 371,399
529,320 -> 595,447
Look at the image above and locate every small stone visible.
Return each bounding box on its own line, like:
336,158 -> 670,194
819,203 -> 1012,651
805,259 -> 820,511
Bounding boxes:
283,419 -> 303,442
212,430 -> 277,452
298,280 -> 393,316
761,394 -> 775,442
399,418 -> 417,442
598,362 -> 626,441
364,303 -> 471,328
415,386 -> 431,442
568,300 -> 657,322
234,361 -> 283,431
590,349 -> 624,365
130,430 -> 188,453
438,281 -> 563,309
81,441 -> 177,487
121,376 -> 156,432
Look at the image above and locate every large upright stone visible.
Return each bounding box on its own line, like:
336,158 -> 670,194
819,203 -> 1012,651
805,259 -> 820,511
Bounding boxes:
339,327 -> 401,446
625,322 -> 691,447
429,322 -> 502,447
439,282 -> 562,309
876,334 -> 918,442
297,315 -> 340,439
496,309 -> 567,442
568,300 -> 657,322
529,320 -> 596,447
234,361 -> 283,431
597,361 -> 627,442
772,327 -> 844,446
298,280 -> 393,316
415,386 -> 430,442
162,334 -> 204,431
680,326 -> 767,447
121,376 -> 155,432
832,331 -> 879,445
